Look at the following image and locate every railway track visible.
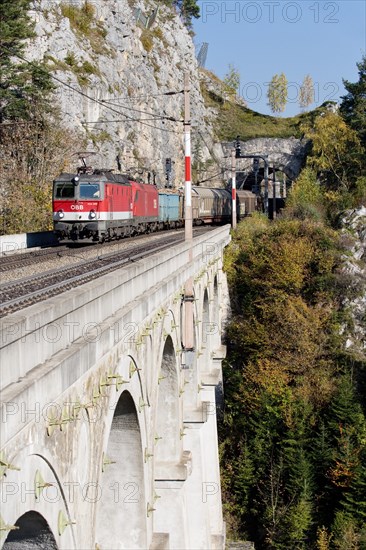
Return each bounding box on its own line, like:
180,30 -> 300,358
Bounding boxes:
0,230 -> 175,272
0,245 -> 68,272
0,228 -> 211,317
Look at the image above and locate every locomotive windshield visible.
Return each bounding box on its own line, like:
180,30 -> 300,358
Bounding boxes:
54,183 -> 74,198
80,183 -> 100,199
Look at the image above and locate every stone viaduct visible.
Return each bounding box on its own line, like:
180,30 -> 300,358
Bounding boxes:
0,226 -> 230,550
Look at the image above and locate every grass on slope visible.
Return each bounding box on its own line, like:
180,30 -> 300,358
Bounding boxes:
200,70 -> 333,142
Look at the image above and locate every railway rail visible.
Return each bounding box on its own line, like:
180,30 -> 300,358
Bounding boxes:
0,245 -> 68,272
0,229 -> 177,272
0,227 -> 212,317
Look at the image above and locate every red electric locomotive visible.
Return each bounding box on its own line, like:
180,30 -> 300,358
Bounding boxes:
53,168 -> 159,242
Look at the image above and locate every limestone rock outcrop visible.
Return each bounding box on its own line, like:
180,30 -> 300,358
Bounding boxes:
26,0 -> 311,187
27,0 -> 213,184
342,206 -> 366,356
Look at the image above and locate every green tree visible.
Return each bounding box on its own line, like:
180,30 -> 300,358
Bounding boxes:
0,0 -> 54,122
286,167 -> 324,220
223,64 -> 240,96
267,73 -> 288,114
332,511 -> 360,550
173,0 -> 200,27
221,216 -> 346,547
340,55 -> 366,150
302,111 -> 362,191
326,376 -> 366,524
299,74 -> 315,111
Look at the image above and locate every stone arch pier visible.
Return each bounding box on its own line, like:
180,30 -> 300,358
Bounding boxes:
0,226 -> 230,550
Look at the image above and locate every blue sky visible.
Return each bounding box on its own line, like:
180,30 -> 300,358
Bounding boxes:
193,0 -> 366,116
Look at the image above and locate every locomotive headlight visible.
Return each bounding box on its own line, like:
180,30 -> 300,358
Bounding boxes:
90,209 -> 96,219
58,209 -> 64,219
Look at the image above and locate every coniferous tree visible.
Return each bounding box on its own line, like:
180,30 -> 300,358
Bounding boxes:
0,0 -> 53,122
173,0 -> 200,27
221,212 -> 366,548
335,347 -> 366,530
340,56 -> 366,150
322,375 -> 366,539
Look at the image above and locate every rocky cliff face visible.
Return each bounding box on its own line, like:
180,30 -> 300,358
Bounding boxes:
342,206 -> 366,357
27,0 -> 215,184
25,0 -> 313,189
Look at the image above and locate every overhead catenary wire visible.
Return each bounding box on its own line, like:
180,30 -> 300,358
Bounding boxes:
1,46 -> 183,134
99,90 -> 184,102
196,128 -> 222,166
80,118 -> 182,135
2,48 -> 215,142
96,98 -> 182,119
82,117 -> 183,124
47,73 -> 182,133
0,120 -> 39,126
80,117 -> 182,134
194,170 -> 226,186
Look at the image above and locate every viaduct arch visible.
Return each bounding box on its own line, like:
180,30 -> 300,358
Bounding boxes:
0,226 -> 230,549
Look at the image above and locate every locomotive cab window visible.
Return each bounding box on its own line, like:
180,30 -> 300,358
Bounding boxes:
80,183 -> 101,199
54,183 -> 75,198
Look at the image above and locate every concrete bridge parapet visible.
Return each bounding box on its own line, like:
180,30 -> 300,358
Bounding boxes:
0,226 -> 231,550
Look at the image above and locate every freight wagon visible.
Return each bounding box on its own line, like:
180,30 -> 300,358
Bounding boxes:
158,190 -> 183,229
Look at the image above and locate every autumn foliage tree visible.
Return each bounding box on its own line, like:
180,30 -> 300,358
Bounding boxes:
0,0 -> 83,234
0,117 -> 83,234
301,111 -> 362,191
299,74 -> 315,111
267,73 -> 288,114
221,213 -> 366,549
298,108 -> 365,220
